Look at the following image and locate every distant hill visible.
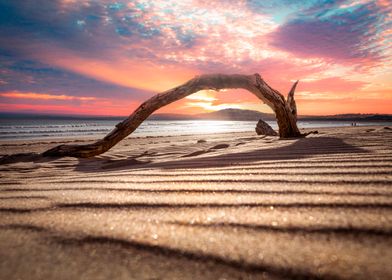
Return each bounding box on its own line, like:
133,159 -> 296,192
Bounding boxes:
195,108 -> 275,121
147,113 -> 194,120
148,109 -> 275,121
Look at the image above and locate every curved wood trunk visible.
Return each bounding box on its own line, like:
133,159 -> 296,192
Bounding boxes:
43,73 -> 302,158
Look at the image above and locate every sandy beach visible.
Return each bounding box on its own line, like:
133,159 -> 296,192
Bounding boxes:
1,126 -> 392,280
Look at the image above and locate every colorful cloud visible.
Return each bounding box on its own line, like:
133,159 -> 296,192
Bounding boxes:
0,0 -> 391,116
0,92 -> 97,101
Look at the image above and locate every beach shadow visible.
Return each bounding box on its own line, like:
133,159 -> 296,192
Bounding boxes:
2,200 -> 392,215
0,152 -> 60,165
2,186 -> 390,197
165,221 -> 392,238
75,136 -> 368,172
0,136 -> 369,172
54,201 -> 392,210
0,222 -> 381,279
74,150 -> 154,172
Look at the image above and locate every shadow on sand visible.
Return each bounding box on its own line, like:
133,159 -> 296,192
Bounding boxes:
0,222 -> 382,280
74,136 -> 368,172
0,136 -> 369,173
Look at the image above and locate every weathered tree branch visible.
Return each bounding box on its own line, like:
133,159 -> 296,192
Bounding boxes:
287,80 -> 299,121
43,73 -> 302,158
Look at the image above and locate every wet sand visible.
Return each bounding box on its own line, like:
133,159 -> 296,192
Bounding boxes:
1,126 -> 392,279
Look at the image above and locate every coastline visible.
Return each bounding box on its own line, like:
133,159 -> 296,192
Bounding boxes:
1,126 -> 392,279
2,117 -> 392,143
0,123 -> 391,150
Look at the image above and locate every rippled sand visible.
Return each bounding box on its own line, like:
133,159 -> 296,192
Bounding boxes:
1,126 -> 392,279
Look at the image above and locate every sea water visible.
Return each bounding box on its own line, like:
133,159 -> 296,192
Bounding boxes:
0,117 -> 391,141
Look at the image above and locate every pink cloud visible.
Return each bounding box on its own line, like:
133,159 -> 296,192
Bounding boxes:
0,92 -> 96,101
1,0 -> 391,116
299,77 -> 366,93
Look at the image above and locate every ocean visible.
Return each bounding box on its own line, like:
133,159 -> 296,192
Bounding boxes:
0,117 -> 391,141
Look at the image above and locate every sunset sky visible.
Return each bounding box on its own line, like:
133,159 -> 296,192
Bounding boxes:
0,0 -> 391,116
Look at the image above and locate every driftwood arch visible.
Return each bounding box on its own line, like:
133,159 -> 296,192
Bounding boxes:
43,73 -> 302,158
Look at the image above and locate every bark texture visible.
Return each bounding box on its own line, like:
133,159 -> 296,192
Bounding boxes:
43,73 -> 302,158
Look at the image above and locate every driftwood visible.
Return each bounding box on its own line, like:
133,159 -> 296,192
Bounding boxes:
255,119 -> 278,136
43,73 -> 302,158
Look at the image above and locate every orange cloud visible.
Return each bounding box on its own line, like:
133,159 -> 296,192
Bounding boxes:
0,92 -> 96,101
0,91 -> 141,116
299,77 -> 366,93
0,101 -> 140,116
31,46 -> 197,92
297,97 -> 392,115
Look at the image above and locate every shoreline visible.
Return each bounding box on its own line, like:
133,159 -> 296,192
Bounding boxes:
0,123 -> 390,145
1,120 -> 391,144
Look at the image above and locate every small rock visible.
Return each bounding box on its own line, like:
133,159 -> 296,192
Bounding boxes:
197,139 -> 207,143
255,119 -> 278,136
